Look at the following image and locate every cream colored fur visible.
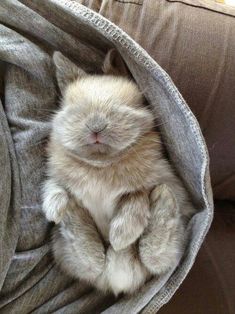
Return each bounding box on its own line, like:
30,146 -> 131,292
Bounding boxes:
42,50 -> 195,295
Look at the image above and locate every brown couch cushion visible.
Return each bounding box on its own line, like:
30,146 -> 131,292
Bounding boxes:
145,201 -> 235,314
78,0 -> 235,201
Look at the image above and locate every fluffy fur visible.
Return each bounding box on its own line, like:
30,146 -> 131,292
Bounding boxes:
42,50 -> 195,295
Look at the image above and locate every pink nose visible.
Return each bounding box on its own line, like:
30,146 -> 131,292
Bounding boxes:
91,132 -> 101,143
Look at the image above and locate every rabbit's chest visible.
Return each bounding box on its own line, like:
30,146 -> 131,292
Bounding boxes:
74,179 -> 121,240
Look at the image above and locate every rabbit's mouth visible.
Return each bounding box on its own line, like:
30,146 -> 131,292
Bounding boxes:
67,142 -> 115,158
67,143 -> 121,167
87,142 -> 110,153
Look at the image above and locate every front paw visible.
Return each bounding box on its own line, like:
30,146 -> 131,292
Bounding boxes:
109,216 -> 147,251
42,191 -> 69,224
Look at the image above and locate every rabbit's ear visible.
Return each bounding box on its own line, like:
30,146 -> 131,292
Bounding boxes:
53,51 -> 87,92
102,49 -> 130,77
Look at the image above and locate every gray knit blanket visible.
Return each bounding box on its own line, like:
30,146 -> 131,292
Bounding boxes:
0,1 -> 213,313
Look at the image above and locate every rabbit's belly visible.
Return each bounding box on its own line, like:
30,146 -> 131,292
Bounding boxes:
75,185 -> 119,240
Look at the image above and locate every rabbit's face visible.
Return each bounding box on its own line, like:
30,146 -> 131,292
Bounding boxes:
53,75 -> 154,164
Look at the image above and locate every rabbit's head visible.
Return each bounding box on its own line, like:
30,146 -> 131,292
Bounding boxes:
52,50 -> 154,166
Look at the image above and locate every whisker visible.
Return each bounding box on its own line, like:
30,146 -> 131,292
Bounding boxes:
24,138 -> 49,148
152,120 -> 169,128
29,108 -> 57,114
139,86 -> 150,95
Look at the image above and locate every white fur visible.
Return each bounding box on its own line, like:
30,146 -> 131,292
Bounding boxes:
73,178 -> 121,240
96,247 -> 149,295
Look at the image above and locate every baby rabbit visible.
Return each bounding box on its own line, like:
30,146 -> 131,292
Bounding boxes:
42,50 -> 195,295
